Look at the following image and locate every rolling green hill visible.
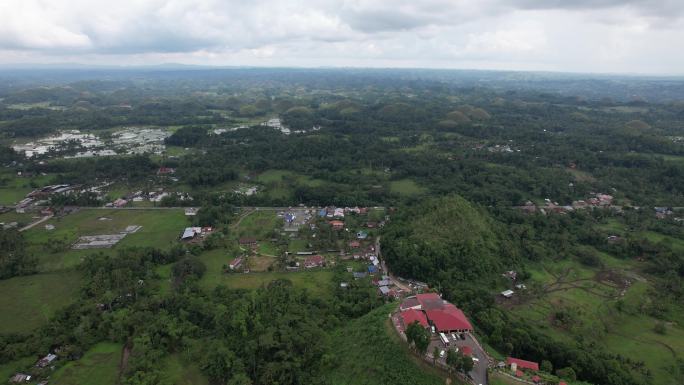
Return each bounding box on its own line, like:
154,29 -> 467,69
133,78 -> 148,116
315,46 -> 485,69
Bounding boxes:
323,304 -> 448,385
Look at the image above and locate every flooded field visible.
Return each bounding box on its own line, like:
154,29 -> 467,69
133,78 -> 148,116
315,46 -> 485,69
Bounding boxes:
12,127 -> 171,158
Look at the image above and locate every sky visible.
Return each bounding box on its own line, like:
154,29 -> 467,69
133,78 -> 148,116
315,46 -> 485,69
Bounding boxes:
0,0 -> 683,74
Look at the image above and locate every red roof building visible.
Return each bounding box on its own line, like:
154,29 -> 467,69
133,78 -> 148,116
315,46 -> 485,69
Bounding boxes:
229,257 -> 243,270
330,220 -> 344,230
304,255 -> 324,268
413,293 -> 474,332
401,309 -> 429,328
507,357 -> 540,371
157,167 -> 175,175
515,370 -> 524,378
461,346 -> 473,356
532,375 -> 541,383
425,305 -> 473,332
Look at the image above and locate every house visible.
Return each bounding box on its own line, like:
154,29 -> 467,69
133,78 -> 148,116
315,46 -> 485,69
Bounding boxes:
401,308 -> 429,328
366,221 -> 377,228
367,265 -> 379,274
304,255 -> 324,268
184,207 -> 198,216
532,375 -> 541,383
507,357 -> 540,372
502,270 -> 517,280
399,297 -> 421,311
157,167 -> 175,175
353,272 -> 367,279
113,198 -> 128,208
375,279 -> 392,287
330,220 -> 344,230
596,193 -> 613,206
378,286 -> 391,296
334,208 -> 345,218
181,227 -> 202,240
238,237 -> 257,246
349,240 -> 361,248
501,290 -> 514,298
607,235 -> 623,244
229,257 -> 243,270
9,374 -> 31,383
461,346 -> 473,356
36,353 -> 57,367
356,231 -> 368,240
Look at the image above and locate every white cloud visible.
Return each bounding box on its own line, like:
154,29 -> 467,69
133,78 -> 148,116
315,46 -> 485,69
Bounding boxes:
0,0 -> 682,73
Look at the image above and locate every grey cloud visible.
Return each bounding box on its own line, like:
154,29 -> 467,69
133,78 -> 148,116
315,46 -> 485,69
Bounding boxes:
508,0 -> 684,18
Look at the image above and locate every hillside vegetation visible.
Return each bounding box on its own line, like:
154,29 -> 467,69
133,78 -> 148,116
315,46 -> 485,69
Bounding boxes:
323,304 -> 446,385
383,195 -> 511,289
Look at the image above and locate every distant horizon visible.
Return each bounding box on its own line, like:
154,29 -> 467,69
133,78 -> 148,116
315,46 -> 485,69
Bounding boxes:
1,62 -> 684,79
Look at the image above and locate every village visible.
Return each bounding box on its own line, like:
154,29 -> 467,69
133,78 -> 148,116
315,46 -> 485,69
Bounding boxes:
0,178 -> 678,385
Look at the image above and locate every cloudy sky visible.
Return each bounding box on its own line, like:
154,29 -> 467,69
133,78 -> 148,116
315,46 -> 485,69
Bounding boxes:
1,0 -> 683,74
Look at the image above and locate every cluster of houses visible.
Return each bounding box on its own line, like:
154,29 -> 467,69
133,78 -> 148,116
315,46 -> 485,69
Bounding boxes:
499,270 -> 526,299
107,189 -> 192,208
516,192 -> 619,215
654,206 -> 684,222
373,275 -> 396,297
8,353 -> 56,384
318,206 -> 385,220
16,184 -> 77,213
180,226 -> 214,241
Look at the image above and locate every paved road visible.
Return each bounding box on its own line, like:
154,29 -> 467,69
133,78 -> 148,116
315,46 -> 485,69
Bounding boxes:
18,215 -> 52,232
426,333 -> 488,385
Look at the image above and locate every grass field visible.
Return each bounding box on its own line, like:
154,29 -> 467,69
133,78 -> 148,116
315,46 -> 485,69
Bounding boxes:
0,188 -> 32,205
154,248 -> 334,297
0,211 -> 38,227
51,343 -> 121,385
196,248 -> 333,295
162,354 -> 209,385
390,179 -> 426,196
0,171 -> 55,205
0,270 -> 81,334
256,169 -> 325,200
323,304 -> 448,385
23,208 -> 188,272
233,210 -> 280,241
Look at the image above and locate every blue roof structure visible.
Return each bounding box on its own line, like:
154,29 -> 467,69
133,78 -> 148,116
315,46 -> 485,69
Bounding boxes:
368,265 -> 379,274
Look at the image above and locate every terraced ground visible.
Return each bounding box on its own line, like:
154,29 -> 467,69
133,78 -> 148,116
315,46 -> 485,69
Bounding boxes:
509,250 -> 684,385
